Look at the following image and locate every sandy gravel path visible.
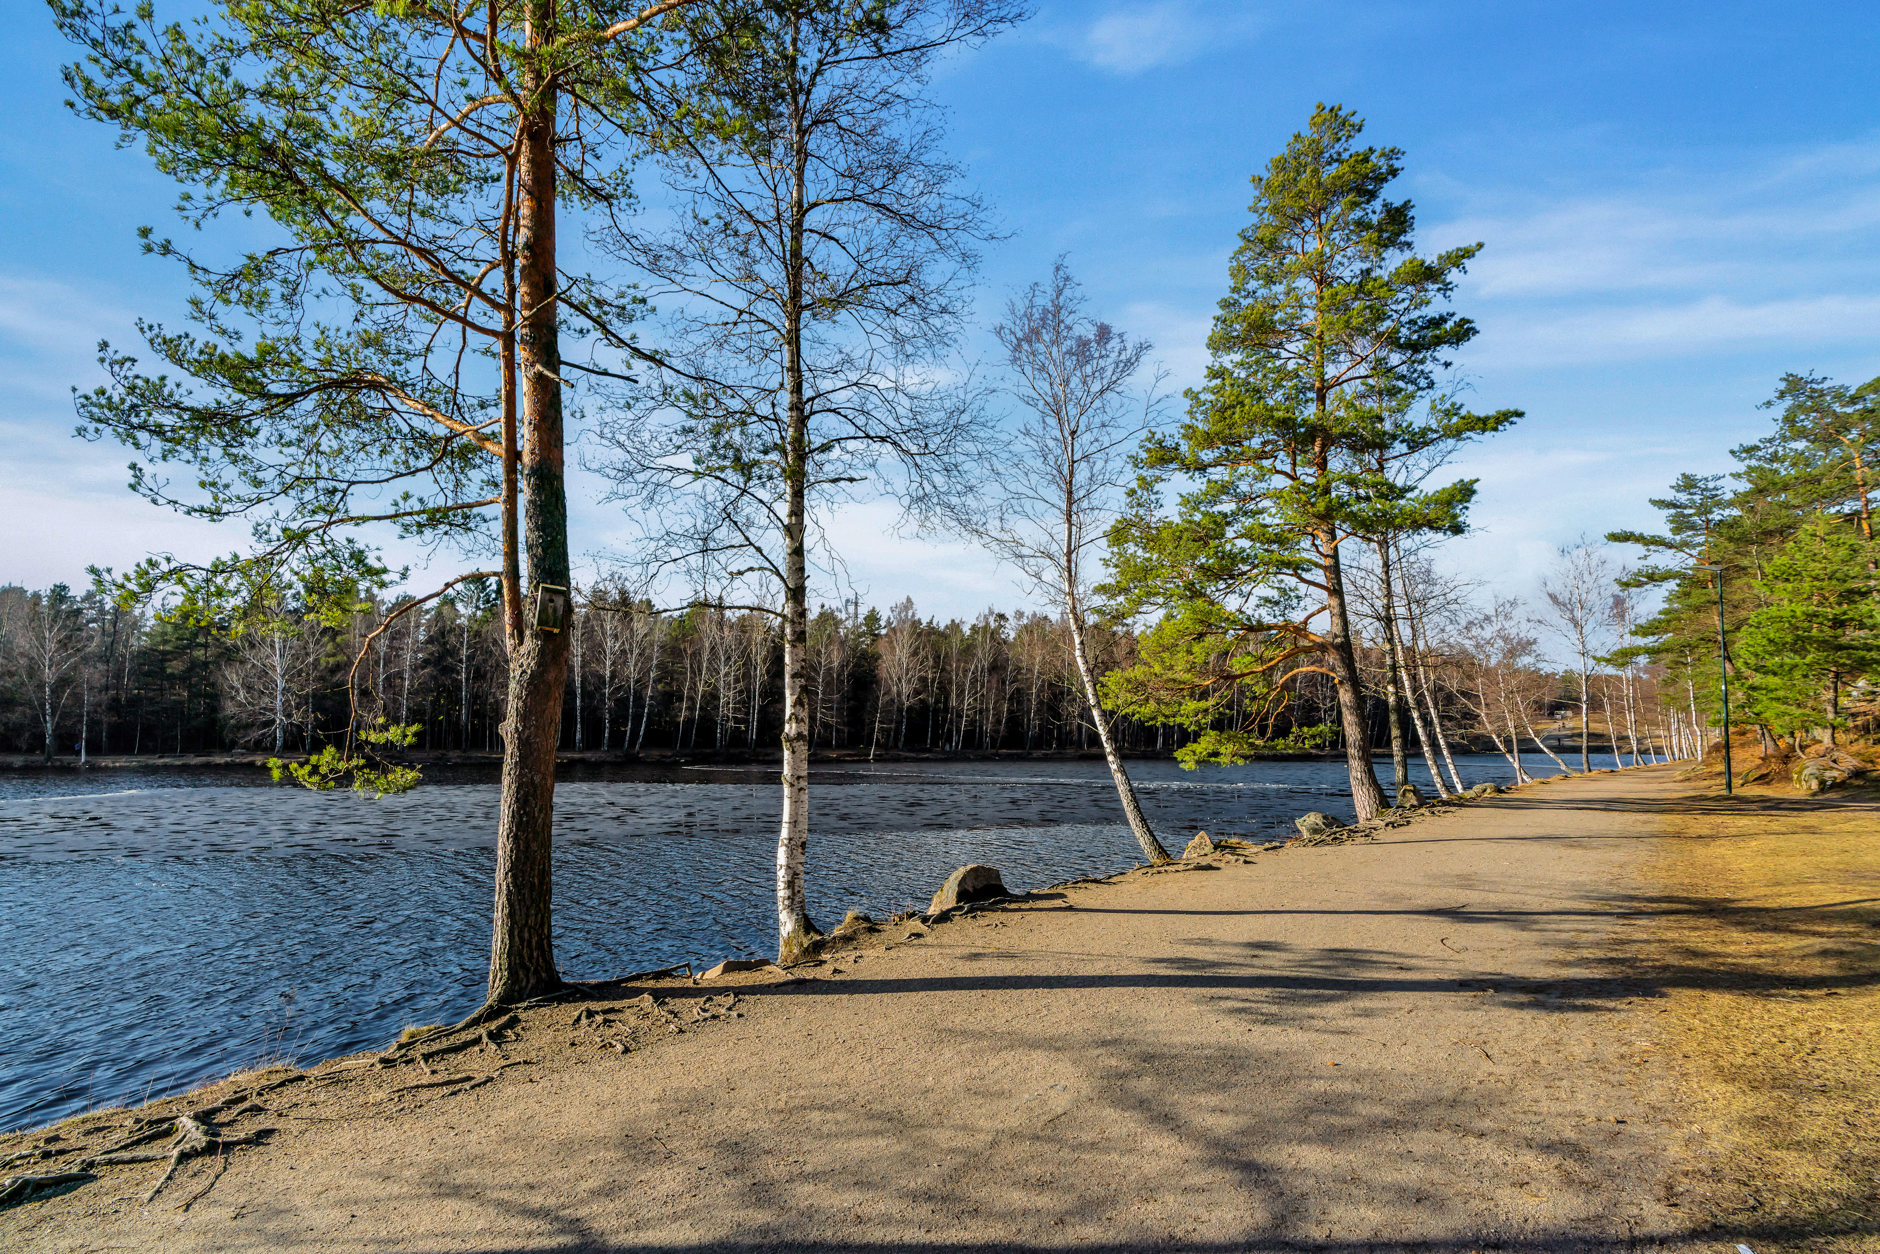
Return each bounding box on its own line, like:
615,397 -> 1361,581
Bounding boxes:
5,767 -> 1711,1252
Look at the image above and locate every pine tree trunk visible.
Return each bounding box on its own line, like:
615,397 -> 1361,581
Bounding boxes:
1322,542 -> 1389,820
485,47 -> 565,1008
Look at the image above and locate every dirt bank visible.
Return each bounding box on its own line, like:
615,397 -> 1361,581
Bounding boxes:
3,767 -> 1872,1252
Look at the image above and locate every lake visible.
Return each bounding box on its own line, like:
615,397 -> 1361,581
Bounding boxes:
0,752 -> 1563,1130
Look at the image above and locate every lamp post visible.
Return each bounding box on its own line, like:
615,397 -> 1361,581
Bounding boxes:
1693,563 -> 1731,796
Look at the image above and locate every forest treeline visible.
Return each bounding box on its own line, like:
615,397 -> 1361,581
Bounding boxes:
1611,372 -> 1880,756
1,563 -> 1691,780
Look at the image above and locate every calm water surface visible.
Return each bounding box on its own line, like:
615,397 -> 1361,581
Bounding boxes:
0,753 -> 1557,1129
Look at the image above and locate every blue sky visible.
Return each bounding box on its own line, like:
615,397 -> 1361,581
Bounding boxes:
3,0 -> 1877,619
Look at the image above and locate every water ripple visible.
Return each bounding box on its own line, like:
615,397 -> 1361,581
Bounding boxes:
0,755 -> 1550,1129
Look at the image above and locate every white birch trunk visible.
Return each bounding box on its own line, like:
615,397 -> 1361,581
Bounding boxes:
1066,599 -> 1169,864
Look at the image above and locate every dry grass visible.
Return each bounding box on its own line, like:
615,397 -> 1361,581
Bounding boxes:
1649,780 -> 1880,1252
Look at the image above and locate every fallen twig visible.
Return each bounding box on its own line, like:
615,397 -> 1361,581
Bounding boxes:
175,1145 -> 226,1212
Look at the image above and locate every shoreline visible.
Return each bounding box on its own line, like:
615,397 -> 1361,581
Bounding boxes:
0,742 -> 1601,775
17,763 -> 1855,1251
1,776 -> 1504,1137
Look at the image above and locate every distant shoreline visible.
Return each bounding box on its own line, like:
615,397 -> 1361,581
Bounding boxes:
0,745 -> 1368,773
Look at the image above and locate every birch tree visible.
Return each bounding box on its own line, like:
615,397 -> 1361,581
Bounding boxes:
957,261 -> 1170,861
1541,540 -> 1617,772
593,0 -> 1016,960
221,603 -> 312,753
0,586 -> 88,762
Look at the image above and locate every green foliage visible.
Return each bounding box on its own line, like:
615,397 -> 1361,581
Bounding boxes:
1612,371 -> 1880,740
269,719 -> 422,797
50,0 -> 665,624
1101,600 -> 1289,767
1103,104 -> 1515,757
1736,518 -> 1880,738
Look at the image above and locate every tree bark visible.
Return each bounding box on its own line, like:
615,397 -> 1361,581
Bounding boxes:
1395,550 -> 1466,793
1483,723 -> 1525,782
1393,636 -> 1450,798
775,397 -> 819,961
1067,598 -> 1169,864
1577,669 -> 1592,773
1519,707 -> 1573,775
486,32 -> 565,1008
1599,686 -> 1622,768
1323,540 -> 1389,820
775,85 -> 820,964
1373,540 -> 1413,795
1504,714 -> 1534,781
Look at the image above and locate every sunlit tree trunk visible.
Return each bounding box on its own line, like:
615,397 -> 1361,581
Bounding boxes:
487,34 -> 567,1007
1323,535 -> 1389,819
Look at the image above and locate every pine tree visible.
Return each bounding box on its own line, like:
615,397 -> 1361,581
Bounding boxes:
1105,105 -> 1514,818
54,0 -> 699,1008
1737,517 -> 1880,744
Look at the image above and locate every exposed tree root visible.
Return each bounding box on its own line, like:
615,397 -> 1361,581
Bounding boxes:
403,1015 -> 518,1071
0,1144 -> 82,1172
387,1073 -> 480,1095
384,1058 -> 533,1099
605,962 -> 692,986
0,1171 -> 94,1207
380,1010 -> 520,1061
83,1114 -> 275,1205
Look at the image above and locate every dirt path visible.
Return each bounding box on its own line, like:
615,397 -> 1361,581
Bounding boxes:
2,766 -> 1854,1251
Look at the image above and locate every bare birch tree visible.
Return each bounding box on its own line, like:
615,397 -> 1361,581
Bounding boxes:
594,0 -> 1016,960
1541,539 -> 1618,772
954,261 -> 1170,860
221,604 -> 313,753
0,586 -> 87,762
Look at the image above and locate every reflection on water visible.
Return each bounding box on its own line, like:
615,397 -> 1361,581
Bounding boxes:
0,754 -> 1556,1129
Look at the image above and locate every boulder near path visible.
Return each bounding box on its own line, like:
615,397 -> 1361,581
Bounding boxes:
0,767 -> 1813,1251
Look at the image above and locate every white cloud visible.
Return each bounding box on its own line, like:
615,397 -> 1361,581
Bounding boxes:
1116,299 -> 1212,390
1447,186 -> 1880,302
1049,1 -> 1261,75
1473,293 -> 1880,369
1427,138 -> 1880,370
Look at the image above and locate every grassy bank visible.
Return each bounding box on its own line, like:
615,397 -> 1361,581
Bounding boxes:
1649,780 -> 1880,1251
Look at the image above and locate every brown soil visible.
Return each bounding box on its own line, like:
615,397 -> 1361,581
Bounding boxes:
2,766 -> 1873,1252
